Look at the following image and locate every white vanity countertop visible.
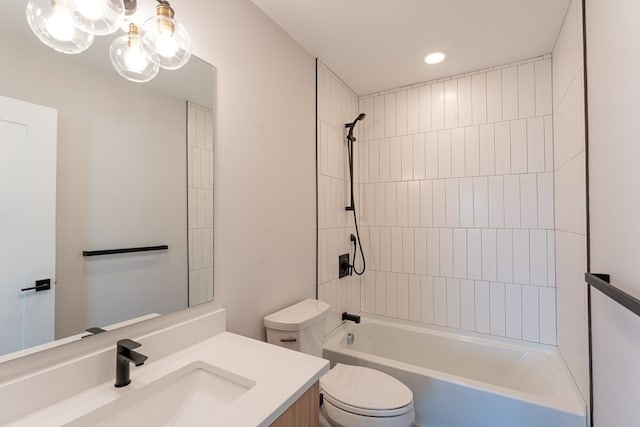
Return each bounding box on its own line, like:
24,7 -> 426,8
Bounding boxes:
8,332 -> 330,427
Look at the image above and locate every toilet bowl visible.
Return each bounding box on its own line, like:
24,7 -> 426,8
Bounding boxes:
320,363 -> 415,427
264,299 -> 415,427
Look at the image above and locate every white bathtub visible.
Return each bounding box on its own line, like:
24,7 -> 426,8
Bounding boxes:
323,317 -> 586,427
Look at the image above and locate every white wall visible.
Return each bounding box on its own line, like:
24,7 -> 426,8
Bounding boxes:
587,4 -> 640,293
0,33 -> 189,339
552,0 -> 589,402
180,0 -> 317,339
317,62 -> 361,334
586,0 -> 640,424
356,57 -> 557,345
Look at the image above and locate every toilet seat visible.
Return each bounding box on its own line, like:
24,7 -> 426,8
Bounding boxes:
323,392 -> 413,417
320,364 -> 414,418
321,399 -> 415,427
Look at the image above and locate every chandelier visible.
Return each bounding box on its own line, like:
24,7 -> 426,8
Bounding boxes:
25,0 -> 192,83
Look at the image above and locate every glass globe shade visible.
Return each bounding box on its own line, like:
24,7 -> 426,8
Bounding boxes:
110,28 -> 160,83
26,0 -> 94,54
72,0 -> 125,35
141,15 -> 191,70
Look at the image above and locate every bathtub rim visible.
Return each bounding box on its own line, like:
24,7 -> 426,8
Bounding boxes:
331,313 -> 562,353
323,315 -> 586,418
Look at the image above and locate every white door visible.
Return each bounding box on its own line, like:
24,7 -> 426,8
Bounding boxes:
0,95 -> 57,355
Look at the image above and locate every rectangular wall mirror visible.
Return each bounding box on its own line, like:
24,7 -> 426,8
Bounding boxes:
0,2 -> 215,361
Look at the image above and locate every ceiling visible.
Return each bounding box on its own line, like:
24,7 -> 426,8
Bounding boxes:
252,0 -> 571,95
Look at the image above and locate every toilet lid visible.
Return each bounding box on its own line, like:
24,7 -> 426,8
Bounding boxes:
320,364 -> 413,414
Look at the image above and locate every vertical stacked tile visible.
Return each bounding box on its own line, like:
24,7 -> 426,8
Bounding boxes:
356,55 -> 557,345
187,102 -> 214,306
552,0 -> 589,401
317,62 -> 361,334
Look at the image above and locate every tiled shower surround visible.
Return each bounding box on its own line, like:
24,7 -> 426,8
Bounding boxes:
552,0 -> 589,399
317,61 -> 362,334
356,56 -> 557,345
318,56 -> 557,345
187,102 -> 214,306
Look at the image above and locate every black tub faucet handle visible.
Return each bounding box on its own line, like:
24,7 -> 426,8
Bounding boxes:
342,312 -> 361,324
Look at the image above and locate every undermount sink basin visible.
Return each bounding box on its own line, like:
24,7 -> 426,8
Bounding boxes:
66,362 -> 256,427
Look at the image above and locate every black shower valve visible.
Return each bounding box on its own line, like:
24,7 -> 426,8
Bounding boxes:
339,253 -> 351,279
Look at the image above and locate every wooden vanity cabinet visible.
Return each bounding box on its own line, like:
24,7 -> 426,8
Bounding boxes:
270,381 -> 319,427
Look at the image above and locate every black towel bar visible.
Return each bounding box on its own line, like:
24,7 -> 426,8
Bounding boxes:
82,245 -> 168,257
585,272 -> 640,317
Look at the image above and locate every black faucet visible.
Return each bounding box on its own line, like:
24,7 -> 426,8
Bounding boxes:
342,312 -> 361,324
115,339 -> 148,388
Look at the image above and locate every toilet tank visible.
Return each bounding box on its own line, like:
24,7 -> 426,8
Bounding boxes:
264,299 -> 330,357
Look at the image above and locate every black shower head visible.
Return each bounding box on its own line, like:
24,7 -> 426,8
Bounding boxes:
345,113 -> 367,130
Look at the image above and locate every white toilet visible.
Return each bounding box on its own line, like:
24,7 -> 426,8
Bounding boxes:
264,299 -> 415,427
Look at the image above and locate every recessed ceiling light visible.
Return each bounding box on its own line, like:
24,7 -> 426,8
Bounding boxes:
424,52 -> 446,65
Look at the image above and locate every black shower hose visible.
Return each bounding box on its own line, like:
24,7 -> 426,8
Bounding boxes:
347,137 -> 366,276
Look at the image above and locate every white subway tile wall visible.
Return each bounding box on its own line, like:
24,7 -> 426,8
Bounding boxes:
187,103 -> 214,306
356,55 -> 556,344
317,62 -> 361,335
552,0 -> 589,401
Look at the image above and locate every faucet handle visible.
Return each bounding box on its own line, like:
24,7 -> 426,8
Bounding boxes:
117,339 -> 148,367
117,338 -> 142,351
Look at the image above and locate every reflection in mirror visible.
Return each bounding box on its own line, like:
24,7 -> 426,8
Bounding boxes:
0,2 -> 215,360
